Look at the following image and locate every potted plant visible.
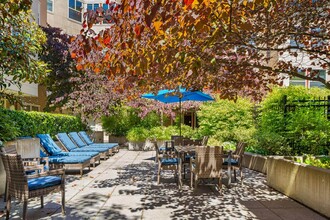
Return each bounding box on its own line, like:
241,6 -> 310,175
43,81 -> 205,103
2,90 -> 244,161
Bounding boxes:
126,127 -> 150,150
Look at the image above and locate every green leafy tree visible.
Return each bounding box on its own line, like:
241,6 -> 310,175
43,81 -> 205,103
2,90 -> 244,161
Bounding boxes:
0,3 -> 47,101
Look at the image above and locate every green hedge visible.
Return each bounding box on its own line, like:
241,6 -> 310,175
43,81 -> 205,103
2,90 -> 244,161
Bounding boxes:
0,108 -> 86,142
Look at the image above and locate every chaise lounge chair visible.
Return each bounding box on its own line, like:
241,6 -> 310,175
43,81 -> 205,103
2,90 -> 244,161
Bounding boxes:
56,133 -> 110,160
78,131 -> 119,152
68,132 -> 115,156
37,134 -> 97,176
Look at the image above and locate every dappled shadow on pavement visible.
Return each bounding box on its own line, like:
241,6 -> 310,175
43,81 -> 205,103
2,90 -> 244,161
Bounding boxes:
1,152 -> 325,220
88,160 -> 298,219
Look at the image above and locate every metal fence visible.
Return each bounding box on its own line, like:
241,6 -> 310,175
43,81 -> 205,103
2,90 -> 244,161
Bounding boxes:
283,95 -> 330,120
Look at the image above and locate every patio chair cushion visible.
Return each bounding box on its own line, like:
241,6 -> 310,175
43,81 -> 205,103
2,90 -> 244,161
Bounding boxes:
161,158 -> 179,165
78,131 -> 94,145
28,176 -> 62,191
37,134 -> 63,156
78,131 -> 119,149
57,133 -> 78,151
56,151 -> 99,157
223,158 -> 239,166
88,143 -> 118,149
47,155 -> 91,164
68,132 -> 87,148
57,133 -> 108,154
40,150 -> 48,157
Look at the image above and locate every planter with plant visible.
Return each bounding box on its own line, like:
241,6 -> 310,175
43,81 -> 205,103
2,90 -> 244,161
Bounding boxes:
126,127 -> 150,150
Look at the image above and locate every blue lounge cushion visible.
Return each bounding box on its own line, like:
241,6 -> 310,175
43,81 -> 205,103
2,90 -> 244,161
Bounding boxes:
78,131 -> 119,149
80,144 -> 115,150
37,134 -> 63,156
223,158 -> 239,166
40,150 -> 48,157
69,132 -> 87,148
28,176 -> 62,191
56,151 -> 99,157
78,131 -> 94,145
69,147 -> 108,153
57,133 -> 78,151
87,143 -> 118,149
47,155 -> 91,164
161,158 -> 178,165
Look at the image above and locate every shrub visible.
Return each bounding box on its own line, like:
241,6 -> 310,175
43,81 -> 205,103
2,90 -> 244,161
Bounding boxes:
256,86 -> 330,155
304,155 -> 330,169
126,127 -> 150,142
197,96 -> 256,146
102,106 -> 161,136
0,108 -> 20,142
0,107 -> 86,141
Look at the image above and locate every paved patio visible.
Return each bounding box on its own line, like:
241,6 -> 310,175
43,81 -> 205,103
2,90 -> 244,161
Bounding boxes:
0,149 -> 326,219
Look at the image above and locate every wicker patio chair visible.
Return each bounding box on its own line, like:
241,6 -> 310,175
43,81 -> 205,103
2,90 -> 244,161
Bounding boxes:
156,142 -> 180,185
1,153 -> 65,220
190,146 -> 223,190
223,142 -> 246,184
201,136 -> 209,146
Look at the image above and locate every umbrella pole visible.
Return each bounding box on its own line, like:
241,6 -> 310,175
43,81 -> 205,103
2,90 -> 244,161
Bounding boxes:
179,98 -> 182,137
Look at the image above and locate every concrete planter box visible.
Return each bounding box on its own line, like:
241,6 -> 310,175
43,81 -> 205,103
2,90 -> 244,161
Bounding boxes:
0,138 -> 40,195
128,141 -> 144,151
242,152 -> 268,174
128,140 -> 158,151
267,157 -> 330,218
108,136 -> 128,146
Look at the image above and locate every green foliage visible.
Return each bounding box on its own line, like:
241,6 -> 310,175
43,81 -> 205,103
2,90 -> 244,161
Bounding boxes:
256,86 -> 330,155
0,108 -> 86,141
0,108 -> 20,142
126,127 -> 150,142
287,109 -> 330,155
197,96 -> 256,146
149,126 -> 176,140
304,155 -> 330,169
102,106 -> 161,136
0,9 -> 48,101
130,124 -> 200,142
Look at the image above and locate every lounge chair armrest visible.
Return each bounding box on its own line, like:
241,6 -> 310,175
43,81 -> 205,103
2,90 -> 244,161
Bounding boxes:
24,164 -> 44,172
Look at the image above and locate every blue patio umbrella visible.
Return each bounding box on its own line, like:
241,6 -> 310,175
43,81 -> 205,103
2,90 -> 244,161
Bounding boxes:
142,88 -> 214,136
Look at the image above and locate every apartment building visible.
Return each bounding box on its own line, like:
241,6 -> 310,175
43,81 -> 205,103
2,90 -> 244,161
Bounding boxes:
46,0 -> 114,35
281,40 -> 329,88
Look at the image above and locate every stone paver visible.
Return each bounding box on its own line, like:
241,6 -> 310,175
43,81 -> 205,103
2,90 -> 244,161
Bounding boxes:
0,149 -> 327,220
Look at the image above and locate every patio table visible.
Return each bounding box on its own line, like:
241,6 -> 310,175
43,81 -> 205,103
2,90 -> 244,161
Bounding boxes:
174,145 -> 233,188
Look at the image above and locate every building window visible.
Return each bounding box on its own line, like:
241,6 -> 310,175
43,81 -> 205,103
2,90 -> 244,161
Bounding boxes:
290,69 -> 326,88
47,0 -> 54,12
86,3 -> 111,24
21,103 -> 40,112
309,70 -> 326,88
69,0 -> 82,22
